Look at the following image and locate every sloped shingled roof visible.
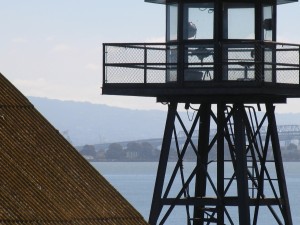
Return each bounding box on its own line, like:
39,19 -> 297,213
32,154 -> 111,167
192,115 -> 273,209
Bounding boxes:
0,73 -> 149,225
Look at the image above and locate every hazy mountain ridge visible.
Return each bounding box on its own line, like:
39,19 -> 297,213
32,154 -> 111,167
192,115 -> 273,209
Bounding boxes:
28,96 -> 168,146
28,96 -> 300,146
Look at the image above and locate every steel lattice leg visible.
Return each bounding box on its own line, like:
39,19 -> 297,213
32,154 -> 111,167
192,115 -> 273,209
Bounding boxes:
148,102 -> 293,225
149,102 -> 178,225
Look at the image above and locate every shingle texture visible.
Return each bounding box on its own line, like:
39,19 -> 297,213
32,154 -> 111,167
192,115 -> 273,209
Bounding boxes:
0,73 -> 148,225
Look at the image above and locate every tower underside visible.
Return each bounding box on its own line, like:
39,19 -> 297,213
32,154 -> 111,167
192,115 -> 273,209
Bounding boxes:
149,100 -> 292,225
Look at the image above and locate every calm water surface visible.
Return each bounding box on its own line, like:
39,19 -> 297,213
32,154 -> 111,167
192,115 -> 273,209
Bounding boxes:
92,162 -> 300,224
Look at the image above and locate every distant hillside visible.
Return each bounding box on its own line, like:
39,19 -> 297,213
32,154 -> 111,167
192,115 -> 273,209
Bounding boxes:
28,97 -> 168,146
28,96 -> 300,146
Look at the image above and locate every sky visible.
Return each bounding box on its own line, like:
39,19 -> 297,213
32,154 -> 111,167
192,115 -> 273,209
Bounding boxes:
0,0 -> 300,113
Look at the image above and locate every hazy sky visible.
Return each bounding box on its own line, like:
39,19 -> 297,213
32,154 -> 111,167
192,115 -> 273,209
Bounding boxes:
1,1 -> 300,113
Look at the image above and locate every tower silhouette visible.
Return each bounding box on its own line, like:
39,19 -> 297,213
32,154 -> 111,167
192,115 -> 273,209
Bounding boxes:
102,0 -> 299,224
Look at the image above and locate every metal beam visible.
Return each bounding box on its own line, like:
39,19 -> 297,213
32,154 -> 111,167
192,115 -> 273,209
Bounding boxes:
161,197 -> 282,206
217,103 -> 225,225
234,104 -> 251,225
149,102 -> 178,225
266,103 -> 293,225
194,103 -> 211,225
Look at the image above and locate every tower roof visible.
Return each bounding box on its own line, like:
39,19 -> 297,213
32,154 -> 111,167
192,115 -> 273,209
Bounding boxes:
0,72 -> 148,225
145,0 -> 298,4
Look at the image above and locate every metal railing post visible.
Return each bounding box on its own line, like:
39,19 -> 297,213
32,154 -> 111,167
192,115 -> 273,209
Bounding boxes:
103,44 -> 107,84
144,44 -> 147,84
299,46 -> 300,86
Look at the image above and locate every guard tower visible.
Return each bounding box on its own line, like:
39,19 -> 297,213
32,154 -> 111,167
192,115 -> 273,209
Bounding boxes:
102,0 -> 299,224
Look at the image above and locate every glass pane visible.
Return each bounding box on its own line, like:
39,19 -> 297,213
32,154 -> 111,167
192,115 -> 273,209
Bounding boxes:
183,3 -> 214,40
222,44 -> 255,81
184,45 -> 214,81
224,3 -> 254,39
167,4 -> 178,41
166,46 -> 178,82
263,5 -> 273,41
264,47 -> 273,82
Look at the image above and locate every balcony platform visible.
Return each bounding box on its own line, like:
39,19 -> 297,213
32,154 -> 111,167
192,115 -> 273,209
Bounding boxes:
103,83 -> 298,103
102,41 -> 300,103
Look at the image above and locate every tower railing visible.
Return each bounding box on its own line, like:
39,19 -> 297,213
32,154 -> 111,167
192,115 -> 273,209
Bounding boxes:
103,41 -> 300,87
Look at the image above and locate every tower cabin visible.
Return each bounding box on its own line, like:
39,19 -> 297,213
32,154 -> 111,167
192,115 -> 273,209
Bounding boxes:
102,1 -> 300,225
103,0 -> 299,103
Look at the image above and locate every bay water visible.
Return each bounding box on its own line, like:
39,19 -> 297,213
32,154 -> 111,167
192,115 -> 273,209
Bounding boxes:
92,162 -> 300,224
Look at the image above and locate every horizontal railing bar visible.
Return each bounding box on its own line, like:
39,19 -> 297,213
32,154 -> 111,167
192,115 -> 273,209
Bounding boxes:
105,63 -> 177,67
103,40 -> 300,47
